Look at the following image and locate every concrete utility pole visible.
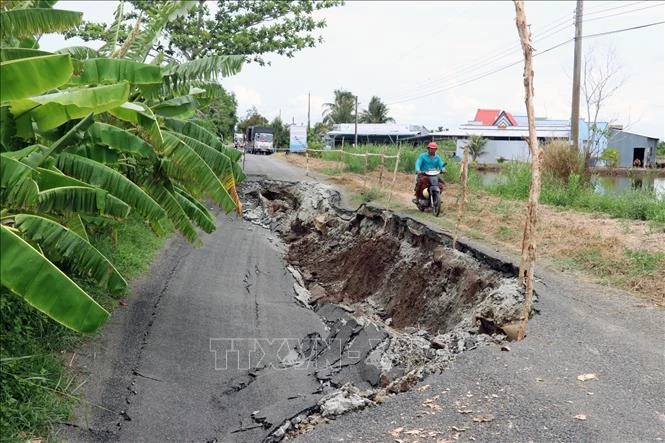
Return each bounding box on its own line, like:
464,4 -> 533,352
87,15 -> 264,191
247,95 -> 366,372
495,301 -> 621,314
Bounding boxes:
570,0 -> 583,148
307,92 -> 311,138
354,95 -> 358,146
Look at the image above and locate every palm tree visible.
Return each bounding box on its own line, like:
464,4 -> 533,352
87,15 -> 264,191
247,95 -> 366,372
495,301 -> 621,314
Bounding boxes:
322,89 -> 355,125
467,135 -> 488,162
359,96 -> 394,123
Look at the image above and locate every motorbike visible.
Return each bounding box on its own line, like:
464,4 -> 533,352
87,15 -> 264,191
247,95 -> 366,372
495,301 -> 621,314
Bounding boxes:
414,169 -> 445,216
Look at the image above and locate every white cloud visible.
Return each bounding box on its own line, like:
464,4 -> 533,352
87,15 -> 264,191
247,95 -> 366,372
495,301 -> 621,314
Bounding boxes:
228,84 -> 263,111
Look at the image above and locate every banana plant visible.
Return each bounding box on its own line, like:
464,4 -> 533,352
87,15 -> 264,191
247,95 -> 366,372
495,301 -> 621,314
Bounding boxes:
1,0 -> 246,333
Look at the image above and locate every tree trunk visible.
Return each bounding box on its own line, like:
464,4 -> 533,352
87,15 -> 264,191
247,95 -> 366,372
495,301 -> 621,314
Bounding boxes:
513,0 -> 542,341
453,144 -> 469,249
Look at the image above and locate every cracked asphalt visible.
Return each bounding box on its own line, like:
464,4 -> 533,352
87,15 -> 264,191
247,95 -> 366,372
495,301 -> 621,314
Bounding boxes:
57,154 -> 665,442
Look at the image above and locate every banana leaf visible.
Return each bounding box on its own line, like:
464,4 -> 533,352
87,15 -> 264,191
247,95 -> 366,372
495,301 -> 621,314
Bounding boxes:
168,130 -> 236,190
35,167 -> 92,190
108,101 -> 163,146
56,153 -> 166,224
64,213 -> 89,242
125,1 -> 197,62
9,82 -> 129,131
15,214 -> 128,294
39,113 -> 94,164
173,187 -> 216,233
38,186 -> 131,219
159,132 -> 236,213
163,118 -> 241,162
0,8 -> 82,40
70,58 -> 162,86
0,47 -> 52,62
162,54 -> 244,85
0,154 -> 38,208
0,225 -> 109,334
54,46 -> 100,60
0,54 -> 73,101
142,178 -> 202,245
69,143 -> 120,164
86,122 -> 155,159
152,95 -> 198,118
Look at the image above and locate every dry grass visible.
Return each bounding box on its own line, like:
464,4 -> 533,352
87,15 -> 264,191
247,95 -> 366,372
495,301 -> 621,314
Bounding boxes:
280,152 -> 665,306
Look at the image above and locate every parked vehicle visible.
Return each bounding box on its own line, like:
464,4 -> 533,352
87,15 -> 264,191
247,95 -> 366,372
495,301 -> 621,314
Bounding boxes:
233,133 -> 245,150
414,169 -> 445,216
244,126 -> 274,154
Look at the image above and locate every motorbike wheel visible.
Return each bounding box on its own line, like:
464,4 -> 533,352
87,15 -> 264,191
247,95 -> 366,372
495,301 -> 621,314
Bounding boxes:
431,191 -> 441,217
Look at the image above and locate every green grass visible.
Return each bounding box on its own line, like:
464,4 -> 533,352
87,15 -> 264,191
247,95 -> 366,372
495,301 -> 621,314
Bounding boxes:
0,216 -> 169,441
311,143 -> 461,179
484,162 -> 665,222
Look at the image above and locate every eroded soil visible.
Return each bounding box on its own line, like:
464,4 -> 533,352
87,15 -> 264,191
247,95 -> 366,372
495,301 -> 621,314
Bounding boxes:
241,180 -> 533,440
281,153 -> 665,305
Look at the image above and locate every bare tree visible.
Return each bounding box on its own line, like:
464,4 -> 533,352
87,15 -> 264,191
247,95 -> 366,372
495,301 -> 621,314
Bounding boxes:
581,44 -> 625,165
513,0 -> 541,341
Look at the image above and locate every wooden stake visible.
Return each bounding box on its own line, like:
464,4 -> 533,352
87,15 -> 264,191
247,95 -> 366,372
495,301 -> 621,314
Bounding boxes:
379,144 -> 386,186
453,144 -> 469,249
387,143 -> 402,208
514,0 -> 543,341
363,145 -> 369,189
305,149 -> 309,176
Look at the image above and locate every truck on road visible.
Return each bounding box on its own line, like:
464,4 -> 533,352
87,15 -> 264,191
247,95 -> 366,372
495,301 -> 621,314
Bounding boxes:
244,126 -> 274,154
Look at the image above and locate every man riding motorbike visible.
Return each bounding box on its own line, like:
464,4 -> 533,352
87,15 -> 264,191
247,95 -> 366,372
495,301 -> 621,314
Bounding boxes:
414,142 -> 446,202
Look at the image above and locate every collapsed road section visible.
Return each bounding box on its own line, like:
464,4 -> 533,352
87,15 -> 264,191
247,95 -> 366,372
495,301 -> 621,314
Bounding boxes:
240,180 -> 535,441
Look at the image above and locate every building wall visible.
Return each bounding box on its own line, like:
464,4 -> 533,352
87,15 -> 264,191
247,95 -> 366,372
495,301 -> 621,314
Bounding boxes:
608,130 -> 658,167
456,138 -> 531,163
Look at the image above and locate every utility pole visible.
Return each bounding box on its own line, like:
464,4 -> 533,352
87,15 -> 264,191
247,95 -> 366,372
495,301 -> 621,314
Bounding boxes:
354,95 -> 358,147
570,0 -> 583,149
307,92 -> 311,136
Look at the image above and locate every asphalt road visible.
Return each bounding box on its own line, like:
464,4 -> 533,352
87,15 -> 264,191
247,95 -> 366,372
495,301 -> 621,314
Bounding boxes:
59,153 -> 329,442
59,153 -> 664,442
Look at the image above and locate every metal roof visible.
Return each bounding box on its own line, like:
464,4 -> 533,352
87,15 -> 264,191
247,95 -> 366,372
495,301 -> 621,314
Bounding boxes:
429,126 -> 570,138
327,123 -> 429,136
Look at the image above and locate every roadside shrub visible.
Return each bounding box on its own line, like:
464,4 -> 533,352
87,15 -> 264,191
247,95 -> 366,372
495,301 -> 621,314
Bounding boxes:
600,147 -> 620,168
488,162 -> 532,199
542,140 -> 583,185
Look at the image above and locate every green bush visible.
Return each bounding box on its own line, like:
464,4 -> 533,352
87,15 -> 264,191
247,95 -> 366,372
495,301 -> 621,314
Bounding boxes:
600,147 -> 620,168
1,216 -> 168,441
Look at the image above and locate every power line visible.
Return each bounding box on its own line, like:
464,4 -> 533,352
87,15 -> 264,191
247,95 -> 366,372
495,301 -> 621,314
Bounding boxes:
387,3 -> 662,104
582,0 -> 648,16
387,20 -> 664,106
387,8 -> 577,100
388,18 -> 575,102
582,2 -> 664,24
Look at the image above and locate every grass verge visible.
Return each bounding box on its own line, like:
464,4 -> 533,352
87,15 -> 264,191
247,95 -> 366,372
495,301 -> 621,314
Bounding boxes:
0,216 -> 169,442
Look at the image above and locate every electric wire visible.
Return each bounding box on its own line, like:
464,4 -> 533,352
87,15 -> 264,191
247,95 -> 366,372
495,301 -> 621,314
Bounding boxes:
386,21 -> 664,106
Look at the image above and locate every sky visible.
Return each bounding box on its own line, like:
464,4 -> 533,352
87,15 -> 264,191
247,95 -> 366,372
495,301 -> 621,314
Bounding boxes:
40,1 -> 665,139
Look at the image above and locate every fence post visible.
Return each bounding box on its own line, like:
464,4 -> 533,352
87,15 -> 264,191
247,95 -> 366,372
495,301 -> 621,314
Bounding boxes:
453,144 -> 469,249
387,143 -> 402,208
379,144 -> 386,186
306,149 -> 309,176
363,145 -> 369,189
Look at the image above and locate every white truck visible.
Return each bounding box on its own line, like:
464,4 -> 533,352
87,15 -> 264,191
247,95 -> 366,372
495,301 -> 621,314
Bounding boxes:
244,126 -> 274,154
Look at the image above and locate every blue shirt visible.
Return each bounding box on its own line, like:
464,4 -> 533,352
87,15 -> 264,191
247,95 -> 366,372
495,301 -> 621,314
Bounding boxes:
415,152 -> 445,173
